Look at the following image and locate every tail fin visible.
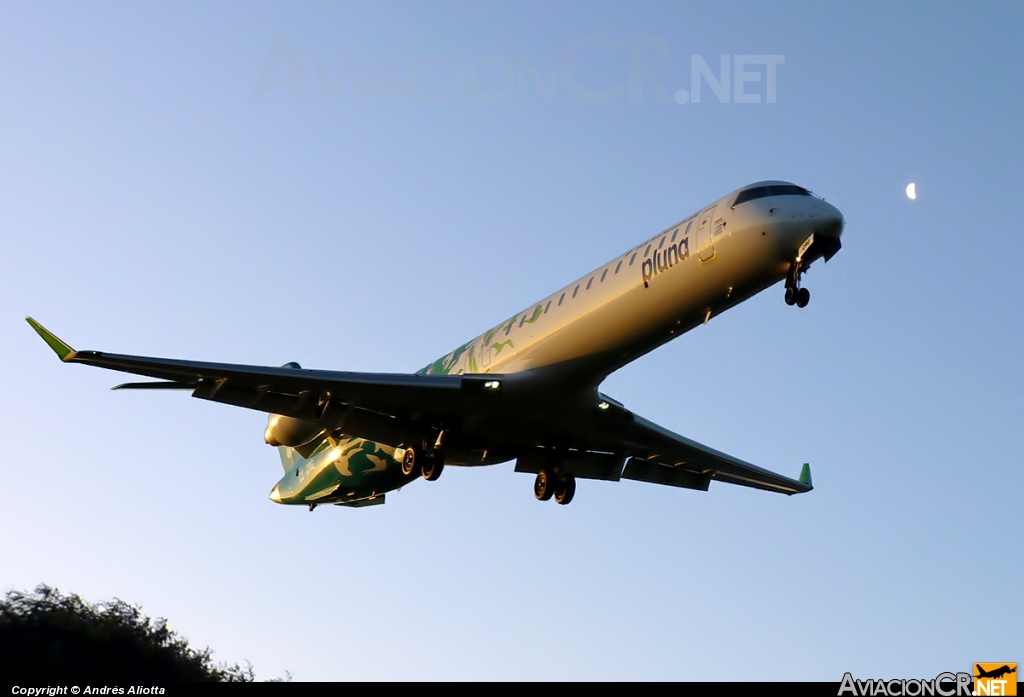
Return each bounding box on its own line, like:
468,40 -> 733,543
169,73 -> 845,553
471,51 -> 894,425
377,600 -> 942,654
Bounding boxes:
277,443 -> 307,473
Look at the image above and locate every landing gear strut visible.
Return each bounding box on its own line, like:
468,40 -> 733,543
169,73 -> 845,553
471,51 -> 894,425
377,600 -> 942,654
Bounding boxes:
784,260 -> 811,308
534,469 -> 576,505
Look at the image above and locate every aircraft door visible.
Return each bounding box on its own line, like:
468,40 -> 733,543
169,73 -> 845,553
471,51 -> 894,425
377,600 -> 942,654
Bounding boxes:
695,206 -> 716,262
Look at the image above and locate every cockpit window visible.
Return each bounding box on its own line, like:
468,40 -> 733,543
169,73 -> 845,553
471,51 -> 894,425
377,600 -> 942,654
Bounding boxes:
733,184 -> 810,207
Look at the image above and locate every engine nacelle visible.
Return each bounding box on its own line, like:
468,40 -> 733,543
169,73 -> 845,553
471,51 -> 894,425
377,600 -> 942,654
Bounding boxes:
264,414 -> 323,448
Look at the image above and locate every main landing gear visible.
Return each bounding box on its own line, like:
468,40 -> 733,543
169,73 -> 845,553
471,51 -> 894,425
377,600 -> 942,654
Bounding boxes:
534,469 -> 576,505
401,445 -> 445,481
784,260 -> 811,308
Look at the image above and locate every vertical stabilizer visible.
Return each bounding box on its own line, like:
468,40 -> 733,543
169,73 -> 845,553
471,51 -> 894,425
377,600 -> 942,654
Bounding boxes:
277,444 -> 306,473
268,361 -> 310,473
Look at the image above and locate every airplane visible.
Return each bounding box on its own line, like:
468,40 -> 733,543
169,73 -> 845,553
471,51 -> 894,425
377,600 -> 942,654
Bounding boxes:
975,666 -> 1016,680
28,180 -> 844,510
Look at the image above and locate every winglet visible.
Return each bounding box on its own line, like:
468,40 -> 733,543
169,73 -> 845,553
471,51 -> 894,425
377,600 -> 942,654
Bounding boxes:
26,317 -> 76,361
799,463 -> 813,488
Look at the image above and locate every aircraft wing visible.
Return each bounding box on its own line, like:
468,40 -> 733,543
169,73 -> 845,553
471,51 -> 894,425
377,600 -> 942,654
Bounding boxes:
590,408 -> 812,495
27,318 -> 477,422
513,400 -> 812,496
28,318 -> 811,496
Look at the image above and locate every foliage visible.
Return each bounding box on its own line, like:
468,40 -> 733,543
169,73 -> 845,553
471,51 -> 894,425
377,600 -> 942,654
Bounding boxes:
0,585 -> 254,682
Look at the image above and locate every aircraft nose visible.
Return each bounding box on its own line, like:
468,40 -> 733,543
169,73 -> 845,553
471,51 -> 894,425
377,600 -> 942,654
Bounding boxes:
269,483 -> 283,504
815,201 -> 845,238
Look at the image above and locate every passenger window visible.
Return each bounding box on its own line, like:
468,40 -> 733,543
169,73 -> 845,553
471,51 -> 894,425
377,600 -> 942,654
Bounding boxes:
629,253 -> 637,266
572,285 -> 580,298
644,244 -> 651,256
615,260 -> 623,273
544,300 -> 551,313
658,236 -> 666,249
671,228 -> 678,242
586,277 -> 593,290
600,269 -> 608,282
558,293 -> 565,306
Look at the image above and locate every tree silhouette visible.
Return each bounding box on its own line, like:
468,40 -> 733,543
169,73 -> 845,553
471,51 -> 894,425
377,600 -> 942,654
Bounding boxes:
0,585 -> 254,682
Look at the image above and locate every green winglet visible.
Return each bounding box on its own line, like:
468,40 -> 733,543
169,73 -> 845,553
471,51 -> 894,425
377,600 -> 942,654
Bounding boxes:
25,317 -> 76,361
799,463 -> 813,488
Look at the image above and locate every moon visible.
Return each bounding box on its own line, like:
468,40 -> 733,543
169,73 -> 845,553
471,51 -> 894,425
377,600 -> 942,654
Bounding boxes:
906,182 -> 917,200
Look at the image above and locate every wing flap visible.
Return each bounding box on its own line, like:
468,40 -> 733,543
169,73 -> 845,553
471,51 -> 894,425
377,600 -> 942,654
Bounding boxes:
621,458 -> 711,491
112,381 -> 194,390
67,349 -> 464,408
515,449 -> 625,482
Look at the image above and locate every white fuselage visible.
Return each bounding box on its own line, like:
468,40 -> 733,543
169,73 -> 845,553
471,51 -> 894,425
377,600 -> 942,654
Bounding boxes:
420,180 -> 844,383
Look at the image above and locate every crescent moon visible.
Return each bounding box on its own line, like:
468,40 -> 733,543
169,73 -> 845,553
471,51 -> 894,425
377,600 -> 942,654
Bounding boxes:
906,183 -> 917,200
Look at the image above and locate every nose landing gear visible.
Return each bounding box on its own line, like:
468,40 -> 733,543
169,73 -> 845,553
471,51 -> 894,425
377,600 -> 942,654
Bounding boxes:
784,259 -> 811,308
784,283 -> 810,308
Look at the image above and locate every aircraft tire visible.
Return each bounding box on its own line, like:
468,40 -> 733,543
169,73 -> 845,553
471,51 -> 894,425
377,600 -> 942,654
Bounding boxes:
401,446 -> 421,477
534,470 -> 554,501
422,452 -> 444,481
784,287 -> 797,306
796,287 -> 810,308
554,474 -> 576,505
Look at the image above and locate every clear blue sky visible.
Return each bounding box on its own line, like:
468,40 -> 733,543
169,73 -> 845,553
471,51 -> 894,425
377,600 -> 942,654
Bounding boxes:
2,1 -> 1021,681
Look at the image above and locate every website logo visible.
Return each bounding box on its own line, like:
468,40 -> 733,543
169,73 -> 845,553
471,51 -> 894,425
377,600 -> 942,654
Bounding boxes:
838,672 -> 971,696
974,664 -> 1017,696
837,665 -> 1018,697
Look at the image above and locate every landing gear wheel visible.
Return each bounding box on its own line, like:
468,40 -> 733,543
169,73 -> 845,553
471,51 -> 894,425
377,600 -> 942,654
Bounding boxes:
422,449 -> 444,481
534,470 -> 554,501
796,287 -> 810,308
554,474 -> 576,506
784,286 -> 797,306
401,446 -> 422,476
